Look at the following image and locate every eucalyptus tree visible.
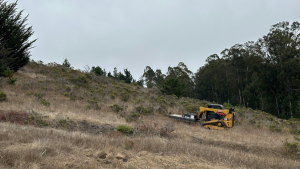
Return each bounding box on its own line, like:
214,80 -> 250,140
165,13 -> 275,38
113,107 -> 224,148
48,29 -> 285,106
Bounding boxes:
165,62 -> 194,97
260,21 -> 300,118
143,66 -> 156,88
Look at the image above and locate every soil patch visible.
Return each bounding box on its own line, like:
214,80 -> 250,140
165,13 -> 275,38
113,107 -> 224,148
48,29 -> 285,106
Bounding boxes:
0,110 -> 115,135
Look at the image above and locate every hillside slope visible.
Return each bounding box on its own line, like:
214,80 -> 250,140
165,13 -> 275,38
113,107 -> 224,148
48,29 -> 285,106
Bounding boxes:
0,61 -> 300,169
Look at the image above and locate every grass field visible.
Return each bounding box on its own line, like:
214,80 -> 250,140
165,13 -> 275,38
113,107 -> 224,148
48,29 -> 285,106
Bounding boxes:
0,61 -> 299,169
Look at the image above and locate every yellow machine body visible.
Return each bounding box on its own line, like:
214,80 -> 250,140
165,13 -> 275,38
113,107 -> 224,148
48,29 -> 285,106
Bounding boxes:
169,104 -> 235,130
197,106 -> 235,130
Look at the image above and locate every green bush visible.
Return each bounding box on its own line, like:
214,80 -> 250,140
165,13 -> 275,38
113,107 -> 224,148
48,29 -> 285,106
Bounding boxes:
27,114 -> 48,127
294,136 -> 300,141
180,101 -> 194,111
131,112 -> 140,118
59,119 -> 68,128
109,104 -> 123,113
65,85 -> 71,92
157,96 -> 168,104
117,124 -> 133,134
0,90 -> 7,101
8,76 -> 17,84
283,141 -> 298,153
184,103 -> 193,111
126,112 -> 140,122
120,92 -> 130,102
63,92 -> 70,97
110,94 -> 116,99
35,119 -> 49,127
135,105 -> 153,114
266,115 -> 274,121
2,67 -> 17,84
40,99 -> 50,106
34,92 -> 44,100
69,75 -> 88,86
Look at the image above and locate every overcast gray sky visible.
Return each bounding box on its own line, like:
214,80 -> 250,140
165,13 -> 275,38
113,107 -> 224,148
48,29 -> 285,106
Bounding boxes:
9,0 -> 300,79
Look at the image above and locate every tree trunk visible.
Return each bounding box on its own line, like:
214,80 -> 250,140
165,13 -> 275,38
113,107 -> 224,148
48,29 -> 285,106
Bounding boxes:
239,89 -> 242,105
289,99 -> 293,118
275,96 -> 280,116
260,92 -> 264,110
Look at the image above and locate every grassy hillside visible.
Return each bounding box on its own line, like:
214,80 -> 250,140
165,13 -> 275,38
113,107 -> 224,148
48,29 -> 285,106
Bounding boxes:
0,61 -> 300,169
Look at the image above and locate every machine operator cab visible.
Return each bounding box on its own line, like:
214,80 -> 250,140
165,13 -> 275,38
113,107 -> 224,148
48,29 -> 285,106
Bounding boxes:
204,104 -> 234,121
207,104 -> 224,110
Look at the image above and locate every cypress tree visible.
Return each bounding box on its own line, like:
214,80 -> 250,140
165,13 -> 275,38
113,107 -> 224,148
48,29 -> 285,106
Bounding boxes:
0,0 -> 36,74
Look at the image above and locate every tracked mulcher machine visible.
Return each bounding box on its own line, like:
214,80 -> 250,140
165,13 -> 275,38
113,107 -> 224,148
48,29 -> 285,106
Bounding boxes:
169,104 -> 235,130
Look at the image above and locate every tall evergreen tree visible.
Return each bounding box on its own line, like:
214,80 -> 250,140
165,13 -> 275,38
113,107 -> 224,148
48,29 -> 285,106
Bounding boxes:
123,69 -> 133,84
91,66 -> 105,76
0,0 -> 36,74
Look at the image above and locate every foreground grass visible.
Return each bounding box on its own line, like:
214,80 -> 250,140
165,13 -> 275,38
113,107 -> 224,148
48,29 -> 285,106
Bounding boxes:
1,120 -> 299,169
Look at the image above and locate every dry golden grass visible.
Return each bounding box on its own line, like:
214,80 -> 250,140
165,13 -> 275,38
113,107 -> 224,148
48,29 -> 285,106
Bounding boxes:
0,62 -> 299,169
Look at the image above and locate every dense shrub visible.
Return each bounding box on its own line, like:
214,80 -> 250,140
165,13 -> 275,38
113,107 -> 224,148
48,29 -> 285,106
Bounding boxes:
125,112 -> 140,122
120,92 -> 130,102
40,99 -> 50,106
68,75 -> 88,86
65,85 -> 71,92
283,141 -> 298,153
294,136 -> 300,141
34,92 -> 45,100
109,104 -> 123,113
117,124 -> 133,134
135,105 -> 153,114
0,90 -> 7,101
2,67 -> 17,84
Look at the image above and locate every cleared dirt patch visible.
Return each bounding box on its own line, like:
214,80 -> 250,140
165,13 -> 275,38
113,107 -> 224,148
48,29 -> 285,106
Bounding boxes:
0,110 -> 28,124
55,119 -> 115,134
0,110 -> 115,135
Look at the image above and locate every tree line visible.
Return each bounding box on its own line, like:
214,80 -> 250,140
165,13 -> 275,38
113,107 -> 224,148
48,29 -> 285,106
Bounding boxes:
195,21 -> 300,119
123,21 -> 300,119
138,21 -> 300,119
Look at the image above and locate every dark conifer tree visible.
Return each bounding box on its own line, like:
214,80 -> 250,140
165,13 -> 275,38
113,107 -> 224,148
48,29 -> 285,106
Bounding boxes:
0,0 -> 37,74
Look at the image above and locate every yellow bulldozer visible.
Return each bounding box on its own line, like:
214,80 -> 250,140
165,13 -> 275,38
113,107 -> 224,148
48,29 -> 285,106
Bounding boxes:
169,104 -> 235,130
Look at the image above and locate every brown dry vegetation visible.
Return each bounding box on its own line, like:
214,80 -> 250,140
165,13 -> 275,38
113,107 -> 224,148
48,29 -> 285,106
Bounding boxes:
0,61 -> 300,169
